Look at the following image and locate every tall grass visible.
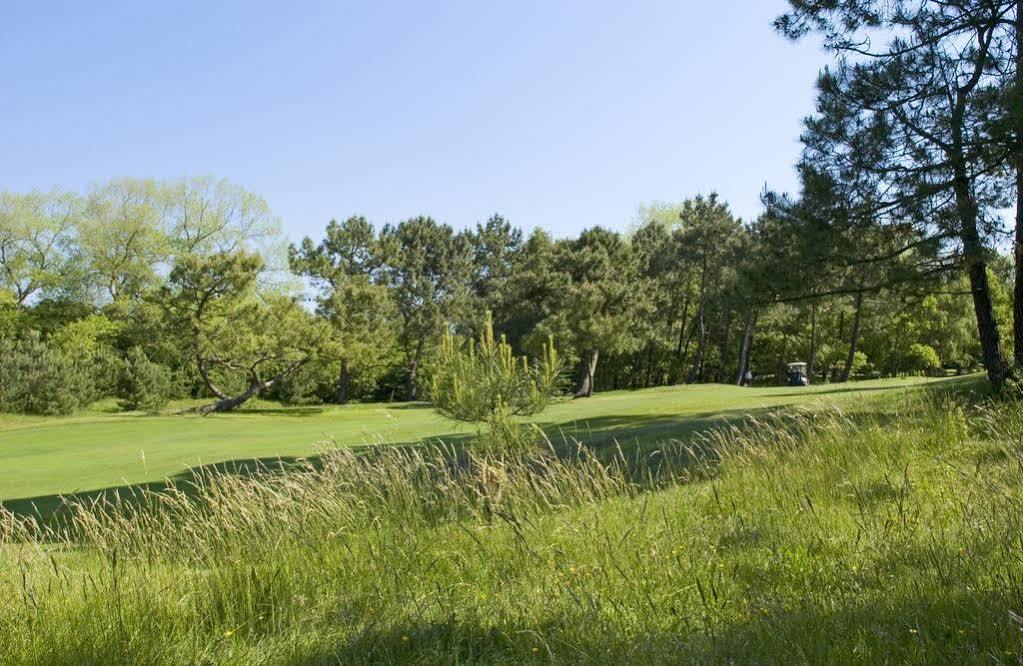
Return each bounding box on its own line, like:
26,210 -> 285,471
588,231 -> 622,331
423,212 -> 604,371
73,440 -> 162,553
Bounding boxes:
3,391 -> 1023,663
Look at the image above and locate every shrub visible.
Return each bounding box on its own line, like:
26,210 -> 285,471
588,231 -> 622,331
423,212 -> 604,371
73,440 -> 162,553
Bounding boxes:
0,332 -> 92,415
117,347 -> 172,412
904,343 -> 942,375
431,312 -> 563,450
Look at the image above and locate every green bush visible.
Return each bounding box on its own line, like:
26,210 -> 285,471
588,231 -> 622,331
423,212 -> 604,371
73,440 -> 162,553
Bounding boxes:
117,347 -> 172,412
0,332 -> 93,415
431,312 -> 563,450
904,343 -> 942,375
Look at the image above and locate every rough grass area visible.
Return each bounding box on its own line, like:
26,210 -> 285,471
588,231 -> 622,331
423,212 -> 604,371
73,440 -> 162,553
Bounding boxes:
3,385 -> 1023,663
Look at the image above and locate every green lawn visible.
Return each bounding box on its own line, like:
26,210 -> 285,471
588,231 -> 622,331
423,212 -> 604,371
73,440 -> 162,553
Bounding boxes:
5,372 -> 1020,663
1,376 -> 957,505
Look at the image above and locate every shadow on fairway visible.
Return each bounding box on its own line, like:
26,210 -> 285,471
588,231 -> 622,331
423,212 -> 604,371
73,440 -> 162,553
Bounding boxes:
2,377 -> 977,533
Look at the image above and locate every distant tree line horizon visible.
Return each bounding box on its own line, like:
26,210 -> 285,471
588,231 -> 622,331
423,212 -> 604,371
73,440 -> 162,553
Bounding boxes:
5,0 -> 1023,413
0,174 -> 995,415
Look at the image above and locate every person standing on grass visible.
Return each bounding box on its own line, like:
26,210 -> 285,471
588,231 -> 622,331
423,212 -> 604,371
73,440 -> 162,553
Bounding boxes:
741,369 -> 753,387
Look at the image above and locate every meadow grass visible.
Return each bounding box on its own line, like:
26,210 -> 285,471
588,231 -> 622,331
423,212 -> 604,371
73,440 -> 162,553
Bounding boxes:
3,379 -> 1023,663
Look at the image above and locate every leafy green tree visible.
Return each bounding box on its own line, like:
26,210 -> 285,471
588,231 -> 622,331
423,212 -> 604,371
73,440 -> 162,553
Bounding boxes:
162,251 -> 328,413
0,189 -> 80,305
675,196 -> 745,384
778,0 -> 1015,388
117,346 -> 172,412
537,227 -> 640,397
904,343 -> 943,375
79,178 -> 169,303
467,214 -> 523,332
378,217 -> 471,401
164,176 -> 281,257
290,216 -> 397,403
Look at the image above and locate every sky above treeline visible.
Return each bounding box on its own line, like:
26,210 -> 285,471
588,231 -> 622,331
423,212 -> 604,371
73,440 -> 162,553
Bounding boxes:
1,1 -> 831,241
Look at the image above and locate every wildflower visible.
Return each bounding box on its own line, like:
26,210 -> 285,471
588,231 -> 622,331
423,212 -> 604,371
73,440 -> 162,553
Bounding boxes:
223,629 -> 234,638
402,635 -> 409,642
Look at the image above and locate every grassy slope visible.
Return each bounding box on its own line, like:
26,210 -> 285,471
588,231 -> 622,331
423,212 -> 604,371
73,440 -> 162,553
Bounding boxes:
0,376 -> 949,503
3,377 -> 1022,663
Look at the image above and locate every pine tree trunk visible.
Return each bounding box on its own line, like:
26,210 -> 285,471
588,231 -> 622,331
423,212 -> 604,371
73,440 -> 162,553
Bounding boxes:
194,359 -> 307,414
196,383 -> 264,414
337,359 -> 351,404
735,312 -> 755,385
687,311 -> 706,384
644,346 -> 654,388
839,291 -> 864,383
574,348 -> 599,398
1014,0 -> 1023,367
807,303 -> 818,385
954,153 -> 1009,389
716,314 -> 733,383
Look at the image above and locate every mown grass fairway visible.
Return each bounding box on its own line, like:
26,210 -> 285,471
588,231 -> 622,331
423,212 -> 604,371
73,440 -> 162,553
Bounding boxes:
1,376 -> 948,506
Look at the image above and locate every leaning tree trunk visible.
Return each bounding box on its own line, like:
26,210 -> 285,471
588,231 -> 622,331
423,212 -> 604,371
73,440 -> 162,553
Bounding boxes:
337,359 -> 351,404
839,291 -> 864,383
195,359 -> 307,414
574,348 -> 600,398
196,382 -> 266,414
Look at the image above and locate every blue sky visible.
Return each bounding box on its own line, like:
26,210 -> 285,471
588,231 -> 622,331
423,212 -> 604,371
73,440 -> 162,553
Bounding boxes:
1,1 -> 830,241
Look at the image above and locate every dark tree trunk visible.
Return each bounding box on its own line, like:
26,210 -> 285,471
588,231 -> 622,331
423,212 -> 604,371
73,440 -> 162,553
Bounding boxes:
955,157 -> 1010,389
673,298 -> 693,384
675,296 -> 691,356
716,314 -> 733,384
687,310 -> 706,384
405,338 -> 425,402
1015,0 -> 1023,367
1015,163 -> 1023,367
574,348 -> 599,398
839,291 -> 864,383
196,383 -> 265,414
195,359 -> 307,414
735,312 -> 756,385
337,359 -> 351,404
406,358 -> 419,402
777,338 -> 788,385
807,302 -> 818,385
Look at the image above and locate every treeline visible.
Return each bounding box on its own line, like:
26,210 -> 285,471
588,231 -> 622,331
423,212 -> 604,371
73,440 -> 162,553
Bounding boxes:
0,177 -> 992,415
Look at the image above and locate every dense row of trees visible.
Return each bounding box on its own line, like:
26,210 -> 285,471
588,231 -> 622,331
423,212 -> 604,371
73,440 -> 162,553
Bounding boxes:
4,1 -> 1023,413
776,0 -> 1023,391
0,175 -> 994,415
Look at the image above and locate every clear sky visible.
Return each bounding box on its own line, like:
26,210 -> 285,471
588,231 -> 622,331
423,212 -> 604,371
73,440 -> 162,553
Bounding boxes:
1,1 -> 830,241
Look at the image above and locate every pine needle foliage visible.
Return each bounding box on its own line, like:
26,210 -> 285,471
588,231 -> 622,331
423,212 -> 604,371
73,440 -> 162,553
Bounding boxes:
431,312 -> 562,449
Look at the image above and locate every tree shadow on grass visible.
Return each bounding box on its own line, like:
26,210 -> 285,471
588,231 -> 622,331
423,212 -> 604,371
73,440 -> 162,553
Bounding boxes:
279,589 -> 1017,664
3,378 -> 972,534
1,433 -> 480,533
